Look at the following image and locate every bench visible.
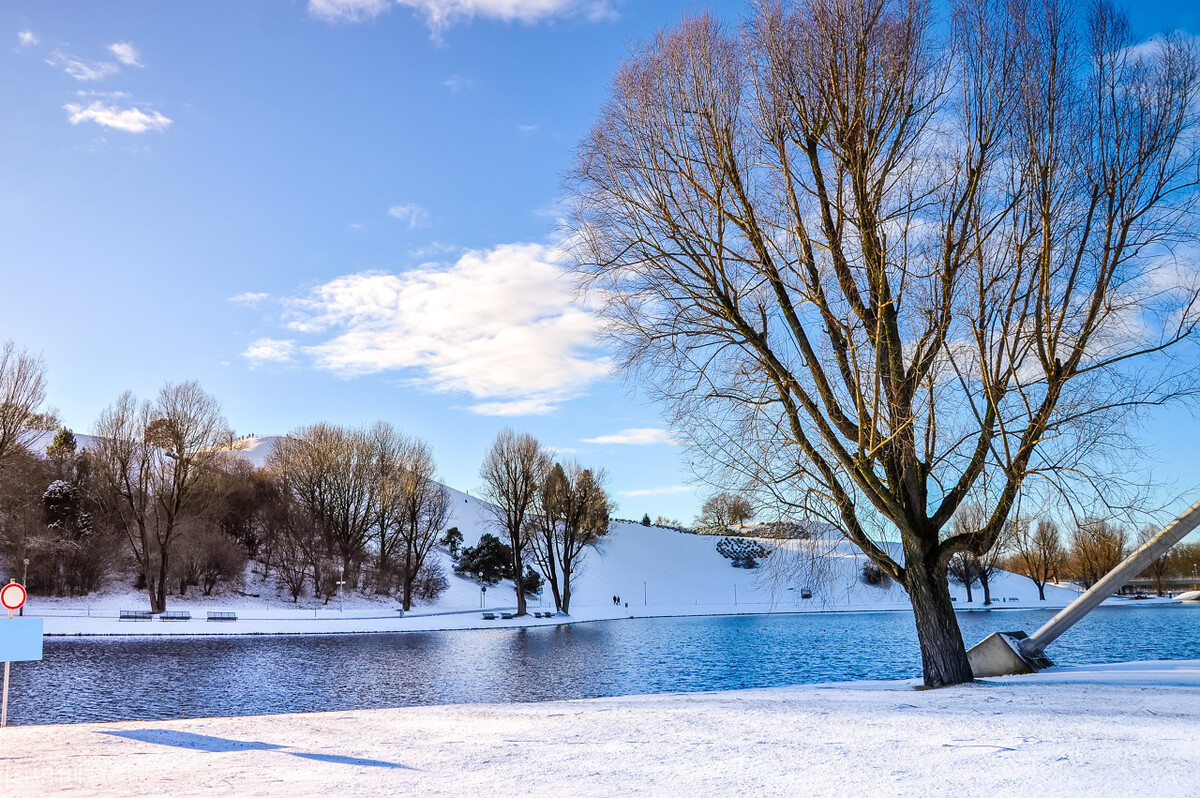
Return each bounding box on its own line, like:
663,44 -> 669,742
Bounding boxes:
800,589 -> 813,599
482,612 -> 497,620
160,611 -> 191,621
120,610 -> 153,621
501,612 -> 515,620
207,611 -> 237,622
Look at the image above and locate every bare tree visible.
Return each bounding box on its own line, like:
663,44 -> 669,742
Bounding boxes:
268,424 -> 379,595
480,429 -> 549,616
1007,519 -> 1064,600
393,436 -> 450,611
946,552 -> 979,603
92,382 -> 230,612
566,0 -> 1200,685
1136,523 -> 1172,596
1070,518 -> 1128,589
696,492 -> 756,529
0,341 -> 48,470
530,460 -> 612,613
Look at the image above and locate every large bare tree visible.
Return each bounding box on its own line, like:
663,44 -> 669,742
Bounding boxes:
480,429 -> 549,616
93,382 -> 230,612
567,0 -> 1200,684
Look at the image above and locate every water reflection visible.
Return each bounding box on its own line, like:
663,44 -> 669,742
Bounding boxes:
10,604 -> 1198,725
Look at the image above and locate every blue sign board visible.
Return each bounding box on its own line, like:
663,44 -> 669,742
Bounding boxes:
0,618 -> 44,662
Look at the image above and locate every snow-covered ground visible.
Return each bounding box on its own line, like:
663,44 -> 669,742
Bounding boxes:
5,659 -> 1197,796
24,434 -> 1154,637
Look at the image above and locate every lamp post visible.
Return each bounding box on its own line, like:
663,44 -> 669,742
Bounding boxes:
20,559 -> 28,616
480,586 -> 486,609
336,566 -> 346,612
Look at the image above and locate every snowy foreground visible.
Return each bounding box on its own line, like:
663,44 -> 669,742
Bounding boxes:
4,660 -> 1197,796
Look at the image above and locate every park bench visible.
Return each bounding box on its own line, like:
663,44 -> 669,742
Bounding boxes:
207,611 -> 237,622
160,611 -> 191,621
481,613 -> 497,620
801,589 -> 813,599
119,610 -> 152,621
501,612 -> 515,620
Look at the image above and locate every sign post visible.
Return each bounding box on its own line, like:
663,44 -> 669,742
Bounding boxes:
1,581 -> 43,727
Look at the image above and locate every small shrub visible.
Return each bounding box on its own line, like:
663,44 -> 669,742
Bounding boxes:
716,537 -> 770,568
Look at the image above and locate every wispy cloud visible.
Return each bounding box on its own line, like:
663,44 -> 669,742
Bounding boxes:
243,338 -> 297,365
229,292 -> 269,308
583,428 -> 675,445
308,0 -> 391,22
387,203 -> 431,228
408,241 -> 463,259
48,52 -> 119,81
107,42 -> 142,67
620,485 -> 692,497
310,0 -> 618,29
270,242 -> 609,415
517,122 -> 539,135
17,30 -> 38,47
63,102 -> 172,133
441,75 -> 473,93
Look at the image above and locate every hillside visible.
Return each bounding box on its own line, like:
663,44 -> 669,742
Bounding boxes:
18,433 -> 1102,635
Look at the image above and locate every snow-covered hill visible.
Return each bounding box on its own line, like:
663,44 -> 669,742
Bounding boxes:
21,433 -> 1097,634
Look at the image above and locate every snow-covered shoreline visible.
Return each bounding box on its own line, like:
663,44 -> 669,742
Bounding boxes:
6,659 -> 1198,796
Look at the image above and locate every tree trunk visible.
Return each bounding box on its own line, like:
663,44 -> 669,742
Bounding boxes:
905,551 -> 974,687
963,580 -> 973,603
980,572 -> 992,606
561,570 -> 572,614
1036,581 -> 1046,601
153,551 -> 168,614
512,547 -> 526,616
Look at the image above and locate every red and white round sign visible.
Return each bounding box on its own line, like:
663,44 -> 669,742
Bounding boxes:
0,582 -> 26,611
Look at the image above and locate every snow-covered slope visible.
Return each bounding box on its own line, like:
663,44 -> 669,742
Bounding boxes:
22,433 -> 1089,625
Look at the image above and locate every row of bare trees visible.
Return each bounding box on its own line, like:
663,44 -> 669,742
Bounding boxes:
946,509 -> 1200,602
265,423 -> 450,611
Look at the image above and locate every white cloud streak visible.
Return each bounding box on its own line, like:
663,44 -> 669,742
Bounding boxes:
63,102 -> 172,133
276,242 -> 610,415
18,31 -> 38,47
310,0 -> 616,29
387,203 -> 431,228
308,0 -> 391,21
583,428 -> 675,445
243,338 -> 297,365
620,485 -> 692,497
229,292 -> 270,307
441,75 -> 473,93
107,42 -> 142,67
48,52 -> 119,81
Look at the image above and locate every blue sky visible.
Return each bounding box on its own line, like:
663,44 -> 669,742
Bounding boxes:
2,0 -> 1199,528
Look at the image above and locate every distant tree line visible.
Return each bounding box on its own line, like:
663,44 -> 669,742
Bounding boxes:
0,342 -> 617,615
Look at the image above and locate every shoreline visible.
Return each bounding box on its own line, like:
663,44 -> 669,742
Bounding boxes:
30,594 -> 1181,638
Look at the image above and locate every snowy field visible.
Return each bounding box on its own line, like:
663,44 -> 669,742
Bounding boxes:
3,660 -> 1197,796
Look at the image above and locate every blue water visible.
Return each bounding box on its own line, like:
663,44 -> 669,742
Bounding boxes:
8,604 -> 1199,725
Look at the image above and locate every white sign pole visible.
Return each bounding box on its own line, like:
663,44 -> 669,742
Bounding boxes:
2,606 -> 11,728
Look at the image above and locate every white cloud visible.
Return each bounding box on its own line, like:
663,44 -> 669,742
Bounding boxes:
48,52 -> 120,81
229,292 -> 269,307
107,42 -> 142,67
387,203 -> 431,228
278,242 -> 610,415
17,31 -> 38,47
517,123 -> 539,134
308,0 -> 391,21
63,102 -> 172,133
620,485 -> 692,497
243,338 -> 297,365
441,75 -> 473,93
583,428 -> 675,445
310,0 -> 617,28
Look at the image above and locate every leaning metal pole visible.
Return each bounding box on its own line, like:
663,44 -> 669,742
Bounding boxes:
967,497 -> 1200,677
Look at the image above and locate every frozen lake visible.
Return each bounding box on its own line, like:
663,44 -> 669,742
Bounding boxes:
10,603 -> 1200,725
